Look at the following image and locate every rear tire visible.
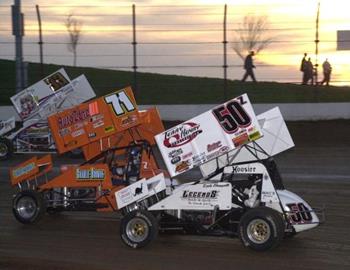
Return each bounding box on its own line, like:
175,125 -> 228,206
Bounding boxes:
13,190 -> 45,224
0,137 -> 13,160
239,207 -> 285,251
120,210 -> 158,248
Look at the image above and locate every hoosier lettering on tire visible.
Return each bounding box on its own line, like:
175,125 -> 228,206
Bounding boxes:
238,207 -> 285,251
120,210 -> 158,249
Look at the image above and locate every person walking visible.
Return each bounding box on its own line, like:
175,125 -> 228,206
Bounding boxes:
305,57 -> 314,85
320,59 -> 332,86
300,53 -> 308,84
241,51 -> 257,82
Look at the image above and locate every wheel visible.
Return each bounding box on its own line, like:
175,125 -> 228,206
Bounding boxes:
120,210 -> 158,248
238,207 -> 285,251
0,137 -> 13,160
13,190 -> 46,224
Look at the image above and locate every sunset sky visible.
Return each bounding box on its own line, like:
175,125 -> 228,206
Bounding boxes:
1,0 -> 350,85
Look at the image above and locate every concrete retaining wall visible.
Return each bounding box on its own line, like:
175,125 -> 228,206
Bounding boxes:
1,103 -> 350,122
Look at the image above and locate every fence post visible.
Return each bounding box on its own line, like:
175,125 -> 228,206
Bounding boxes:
132,4 -> 138,98
12,0 -> 25,93
223,4 -> 228,100
36,4 -> 44,78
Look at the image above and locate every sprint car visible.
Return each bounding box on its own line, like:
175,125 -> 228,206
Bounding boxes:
0,69 -> 95,160
115,95 -> 323,251
9,87 -> 165,221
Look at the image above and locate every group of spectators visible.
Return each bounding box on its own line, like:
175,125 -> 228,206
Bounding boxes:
300,53 -> 332,86
240,51 -> 333,86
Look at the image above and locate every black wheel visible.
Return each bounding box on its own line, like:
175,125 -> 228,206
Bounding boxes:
13,190 -> 46,224
120,210 -> 158,248
0,137 -> 13,160
238,207 -> 285,251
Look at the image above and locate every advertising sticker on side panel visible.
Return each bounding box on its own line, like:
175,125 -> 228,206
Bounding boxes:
155,94 -> 262,177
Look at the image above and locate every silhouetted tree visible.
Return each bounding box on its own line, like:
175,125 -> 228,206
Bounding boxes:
65,14 -> 82,67
232,15 -> 273,60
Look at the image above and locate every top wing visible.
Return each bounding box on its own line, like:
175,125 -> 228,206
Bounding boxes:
199,107 -> 294,177
48,86 -> 140,154
155,94 -> 262,177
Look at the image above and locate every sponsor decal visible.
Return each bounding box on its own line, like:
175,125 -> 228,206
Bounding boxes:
171,156 -> 181,164
91,114 -> 104,122
104,125 -> 115,133
168,149 -> 183,158
43,71 -> 69,91
133,183 -> 143,196
203,183 -> 230,188
58,109 -> 90,129
163,122 -> 202,148
26,126 -> 49,135
182,152 -> 193,160
88,101 -> 99,116
76,168 -> 105,180
118,189 -> 132,204
233,133 -> 249,147
0,121 -> 11,129
74,123 -> 84,129
93,119 -> 104,129
64,140 -> 77,147
192,152 -> 206,166
232,165 -> 256,173
207,141 -> 222,152
175,160 -> 191,173
121,115 -> 137,127
13,162 -> 36,178
248,131 -> 261,141
88,132 -> 96,138
182,190 -> 218,199
261,191 -> 276,199
206,146 -> 230,161
72,129 -> 85,138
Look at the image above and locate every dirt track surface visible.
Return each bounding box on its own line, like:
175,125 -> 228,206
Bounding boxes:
1,120 -> 350,270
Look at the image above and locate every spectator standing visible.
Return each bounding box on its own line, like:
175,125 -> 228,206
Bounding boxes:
241,51 -> 257,82
320,59 -> 332,86
305,57 -> 314,85
300,53 -> 308,84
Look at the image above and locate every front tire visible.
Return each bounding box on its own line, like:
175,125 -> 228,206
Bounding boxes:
13,190 -> 45,224
239,207 -> 284,251
120,210 -> 158,248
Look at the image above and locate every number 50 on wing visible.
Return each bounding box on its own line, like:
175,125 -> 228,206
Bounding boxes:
155,94 -> 263,177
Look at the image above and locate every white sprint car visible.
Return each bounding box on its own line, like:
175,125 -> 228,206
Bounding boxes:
115,94 -> 323,251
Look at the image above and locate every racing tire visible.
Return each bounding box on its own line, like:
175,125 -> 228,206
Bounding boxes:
0,137 -> 13,160
13,190 -> 46,224
120,210 -> 158,249
238,207 -> 285,251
